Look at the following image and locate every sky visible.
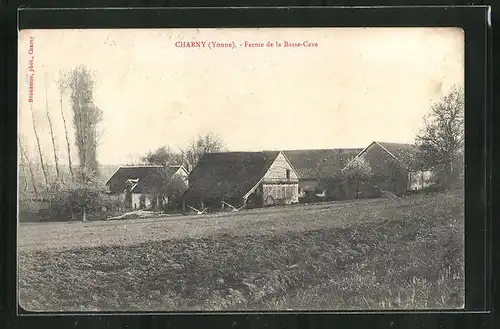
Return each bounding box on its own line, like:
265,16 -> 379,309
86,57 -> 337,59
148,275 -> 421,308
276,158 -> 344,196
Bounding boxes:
18,27 -> 464,166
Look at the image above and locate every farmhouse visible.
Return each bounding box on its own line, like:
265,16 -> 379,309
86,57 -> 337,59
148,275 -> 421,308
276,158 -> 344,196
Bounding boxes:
283,148 -> 362,200
106,165 -> 188,210
343,141 -> 435,197
182,151 -> 299,211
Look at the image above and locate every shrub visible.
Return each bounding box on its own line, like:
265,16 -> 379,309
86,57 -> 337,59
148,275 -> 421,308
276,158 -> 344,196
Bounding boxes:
18,194 -> 39,214
48,170 -> 119,221
18,195 -> 44,222
142,173 -> 187,211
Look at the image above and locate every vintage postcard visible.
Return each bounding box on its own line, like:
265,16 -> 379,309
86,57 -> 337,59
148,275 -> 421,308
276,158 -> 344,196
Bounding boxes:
18,27 -> 465,312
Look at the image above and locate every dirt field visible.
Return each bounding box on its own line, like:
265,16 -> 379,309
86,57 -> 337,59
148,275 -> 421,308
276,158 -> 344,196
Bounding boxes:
20,197 -> 408,251
18,191 -> 465,312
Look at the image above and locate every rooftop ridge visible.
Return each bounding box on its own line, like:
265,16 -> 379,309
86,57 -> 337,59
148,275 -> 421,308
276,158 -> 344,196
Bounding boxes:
374,141 -> 417,146
117,164 -> 186,168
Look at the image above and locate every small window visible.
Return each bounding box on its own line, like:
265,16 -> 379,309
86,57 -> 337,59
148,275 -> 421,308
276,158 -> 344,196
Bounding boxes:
286,169 -> 291,180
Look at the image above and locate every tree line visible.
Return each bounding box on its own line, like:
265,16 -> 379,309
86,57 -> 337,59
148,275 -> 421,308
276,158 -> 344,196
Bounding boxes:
141,133 -> 226,170
18,64 -> 227,221
19,65 -> 104,221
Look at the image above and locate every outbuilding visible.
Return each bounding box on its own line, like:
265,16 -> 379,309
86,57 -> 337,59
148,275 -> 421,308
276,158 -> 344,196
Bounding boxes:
106,165 -> 188,210
342,141 -> 435,197
182,151 -> 299,211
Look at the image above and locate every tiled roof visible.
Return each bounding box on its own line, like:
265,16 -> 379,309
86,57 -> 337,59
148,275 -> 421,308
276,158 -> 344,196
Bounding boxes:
283,149 -> 362,179
344,141 -> 422,171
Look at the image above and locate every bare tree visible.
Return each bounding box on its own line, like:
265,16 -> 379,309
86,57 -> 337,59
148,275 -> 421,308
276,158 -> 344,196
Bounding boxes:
181,133 -> 226,171
342,157 -> 373,199
51,168 -> 108,222
19,165 -> 29,192
29,103 -> 49,187
57,70 -> 74,179
44,73 -> 60,180
142,146 -> 184,166
416,85 -> 464,189
67,65 -> 102,178
18,138 -> 38,198
142,170 -> 188,210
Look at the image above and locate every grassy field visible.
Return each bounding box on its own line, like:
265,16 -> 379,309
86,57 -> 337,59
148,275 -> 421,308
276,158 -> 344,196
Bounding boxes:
18,191 -> 464,311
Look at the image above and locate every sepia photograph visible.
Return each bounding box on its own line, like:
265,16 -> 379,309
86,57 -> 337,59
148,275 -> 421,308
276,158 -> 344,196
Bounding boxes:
17,27 -> 465,312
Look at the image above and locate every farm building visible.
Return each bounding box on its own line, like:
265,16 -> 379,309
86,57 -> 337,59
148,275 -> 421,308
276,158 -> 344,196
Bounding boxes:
106,165 -> 188,210
182,151 -> 299,211
283,148 -> 362,201
342,141 -> 435,197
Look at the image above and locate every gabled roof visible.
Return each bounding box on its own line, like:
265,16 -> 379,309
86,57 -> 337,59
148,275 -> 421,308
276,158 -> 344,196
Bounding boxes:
343,141 -> 420,171
106,165 -> 186,194
183,151 -> 281,200
376,142 -> 419,166
283,149 -> 363,179
167,165 -> 188,177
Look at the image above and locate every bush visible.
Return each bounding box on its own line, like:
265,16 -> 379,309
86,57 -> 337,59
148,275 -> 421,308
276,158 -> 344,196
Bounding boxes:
142,173 -> 188,211
18,188 -> 53,222
47,171 -> 122,221
162,199 -> 184,214
19,195 -> 39,215
18,196 -> 44,222
319,176 -> 349,201
100,194 -> 124,217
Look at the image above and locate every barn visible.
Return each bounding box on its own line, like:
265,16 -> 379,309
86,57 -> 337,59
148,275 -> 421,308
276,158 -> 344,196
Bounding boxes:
105,165 -> 188,210
342,141 -> 435,197
182,151 -> 299,211
283,148 -> 363,201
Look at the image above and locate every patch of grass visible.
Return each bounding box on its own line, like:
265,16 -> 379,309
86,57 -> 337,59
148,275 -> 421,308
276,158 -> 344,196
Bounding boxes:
19,191 -> 464,311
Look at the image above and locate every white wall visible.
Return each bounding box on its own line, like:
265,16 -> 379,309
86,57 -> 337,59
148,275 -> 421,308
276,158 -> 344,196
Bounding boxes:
263,152 -> 299,182
129,193 -> 155,209
131,193 -> 141,209
408,170 -> 435,191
